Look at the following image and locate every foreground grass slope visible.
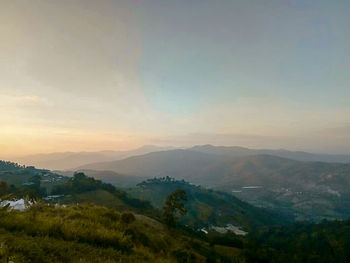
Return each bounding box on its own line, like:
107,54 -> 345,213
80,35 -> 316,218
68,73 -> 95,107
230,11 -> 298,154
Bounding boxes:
0,204 -> 241,263
0,203 -> 349,263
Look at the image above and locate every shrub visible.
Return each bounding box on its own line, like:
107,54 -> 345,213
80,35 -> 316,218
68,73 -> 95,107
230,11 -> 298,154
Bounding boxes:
121,212 -> 135,224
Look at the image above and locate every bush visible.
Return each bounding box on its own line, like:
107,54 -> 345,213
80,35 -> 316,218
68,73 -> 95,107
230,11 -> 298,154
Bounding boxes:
121,212 -> 135,224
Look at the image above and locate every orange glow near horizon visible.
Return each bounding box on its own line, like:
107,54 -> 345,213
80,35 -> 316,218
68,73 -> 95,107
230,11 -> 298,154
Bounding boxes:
0,126 -> 148,157
1,0 -> 350,156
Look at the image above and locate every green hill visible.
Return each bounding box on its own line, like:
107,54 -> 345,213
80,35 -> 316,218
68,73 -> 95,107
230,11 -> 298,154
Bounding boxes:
0,162 -> 154,216
0,161 -> 69,199
127,177 -> 291,230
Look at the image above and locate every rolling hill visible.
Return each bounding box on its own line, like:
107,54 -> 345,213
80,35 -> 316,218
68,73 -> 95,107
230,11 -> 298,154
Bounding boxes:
78,149 -> 218,179
1,161 -> 286,230
127,177 -> 291,229
78,150 -> 350,220
59,169 -> 145,188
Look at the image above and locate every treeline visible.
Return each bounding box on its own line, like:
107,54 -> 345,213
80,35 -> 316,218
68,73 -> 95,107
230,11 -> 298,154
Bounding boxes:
242,220 -> 350,263
0,161 -> 25,171
138,176 -> 190,185
52,172 -> 154,211
1,170 -> 156,217
0,175 -> 46,200
51,172 -> 116,195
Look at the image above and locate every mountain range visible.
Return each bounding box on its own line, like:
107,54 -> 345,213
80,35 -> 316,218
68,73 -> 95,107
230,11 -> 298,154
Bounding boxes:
7,145 -> 350,221
13,145 -> 174,170
190,145 -> 350,163
12,144 -> 350,172
77,147 -> 350,221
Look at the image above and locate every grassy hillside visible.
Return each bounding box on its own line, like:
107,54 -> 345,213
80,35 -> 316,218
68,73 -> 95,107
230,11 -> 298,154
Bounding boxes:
0,203 -> 241,263
0,203 -> 348,262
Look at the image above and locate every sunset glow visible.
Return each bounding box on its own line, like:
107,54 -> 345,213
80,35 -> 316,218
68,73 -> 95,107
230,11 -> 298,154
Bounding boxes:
1,0 -> 350,157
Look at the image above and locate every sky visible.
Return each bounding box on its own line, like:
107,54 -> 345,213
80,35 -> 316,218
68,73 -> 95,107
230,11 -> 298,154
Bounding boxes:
1,0 -> 350,156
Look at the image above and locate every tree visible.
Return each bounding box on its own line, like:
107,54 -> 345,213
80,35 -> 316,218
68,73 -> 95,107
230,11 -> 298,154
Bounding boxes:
162,189 -> 187,227
0,180 -> 9,198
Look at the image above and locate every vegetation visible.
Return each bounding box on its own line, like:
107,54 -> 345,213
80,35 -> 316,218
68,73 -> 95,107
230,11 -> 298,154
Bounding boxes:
51,172 -> 155,215
78,149 -> 350,221
242,219 -> 350,263
0,161 -> 68,200
0,179 -> 44,201
1,160 -> 349,262
128,177 -> 291,229
0,165 -> 154,215
0,202 -> 348,262
0,203 -> 243,263
162,189 -> 187,227
0,161 -> 24,171
51,172 -> 116,195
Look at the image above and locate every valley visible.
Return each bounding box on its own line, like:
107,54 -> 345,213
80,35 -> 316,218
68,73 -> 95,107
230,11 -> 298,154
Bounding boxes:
75,148 -> 350,221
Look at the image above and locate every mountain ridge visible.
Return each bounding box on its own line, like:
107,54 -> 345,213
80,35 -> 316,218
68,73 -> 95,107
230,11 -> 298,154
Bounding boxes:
13,145 -> 175,170
77,151 -> 350,221
190,144 -> 350,163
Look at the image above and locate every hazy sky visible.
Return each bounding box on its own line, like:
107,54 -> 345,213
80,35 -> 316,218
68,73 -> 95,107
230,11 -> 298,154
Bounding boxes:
1,0 -> 350,156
